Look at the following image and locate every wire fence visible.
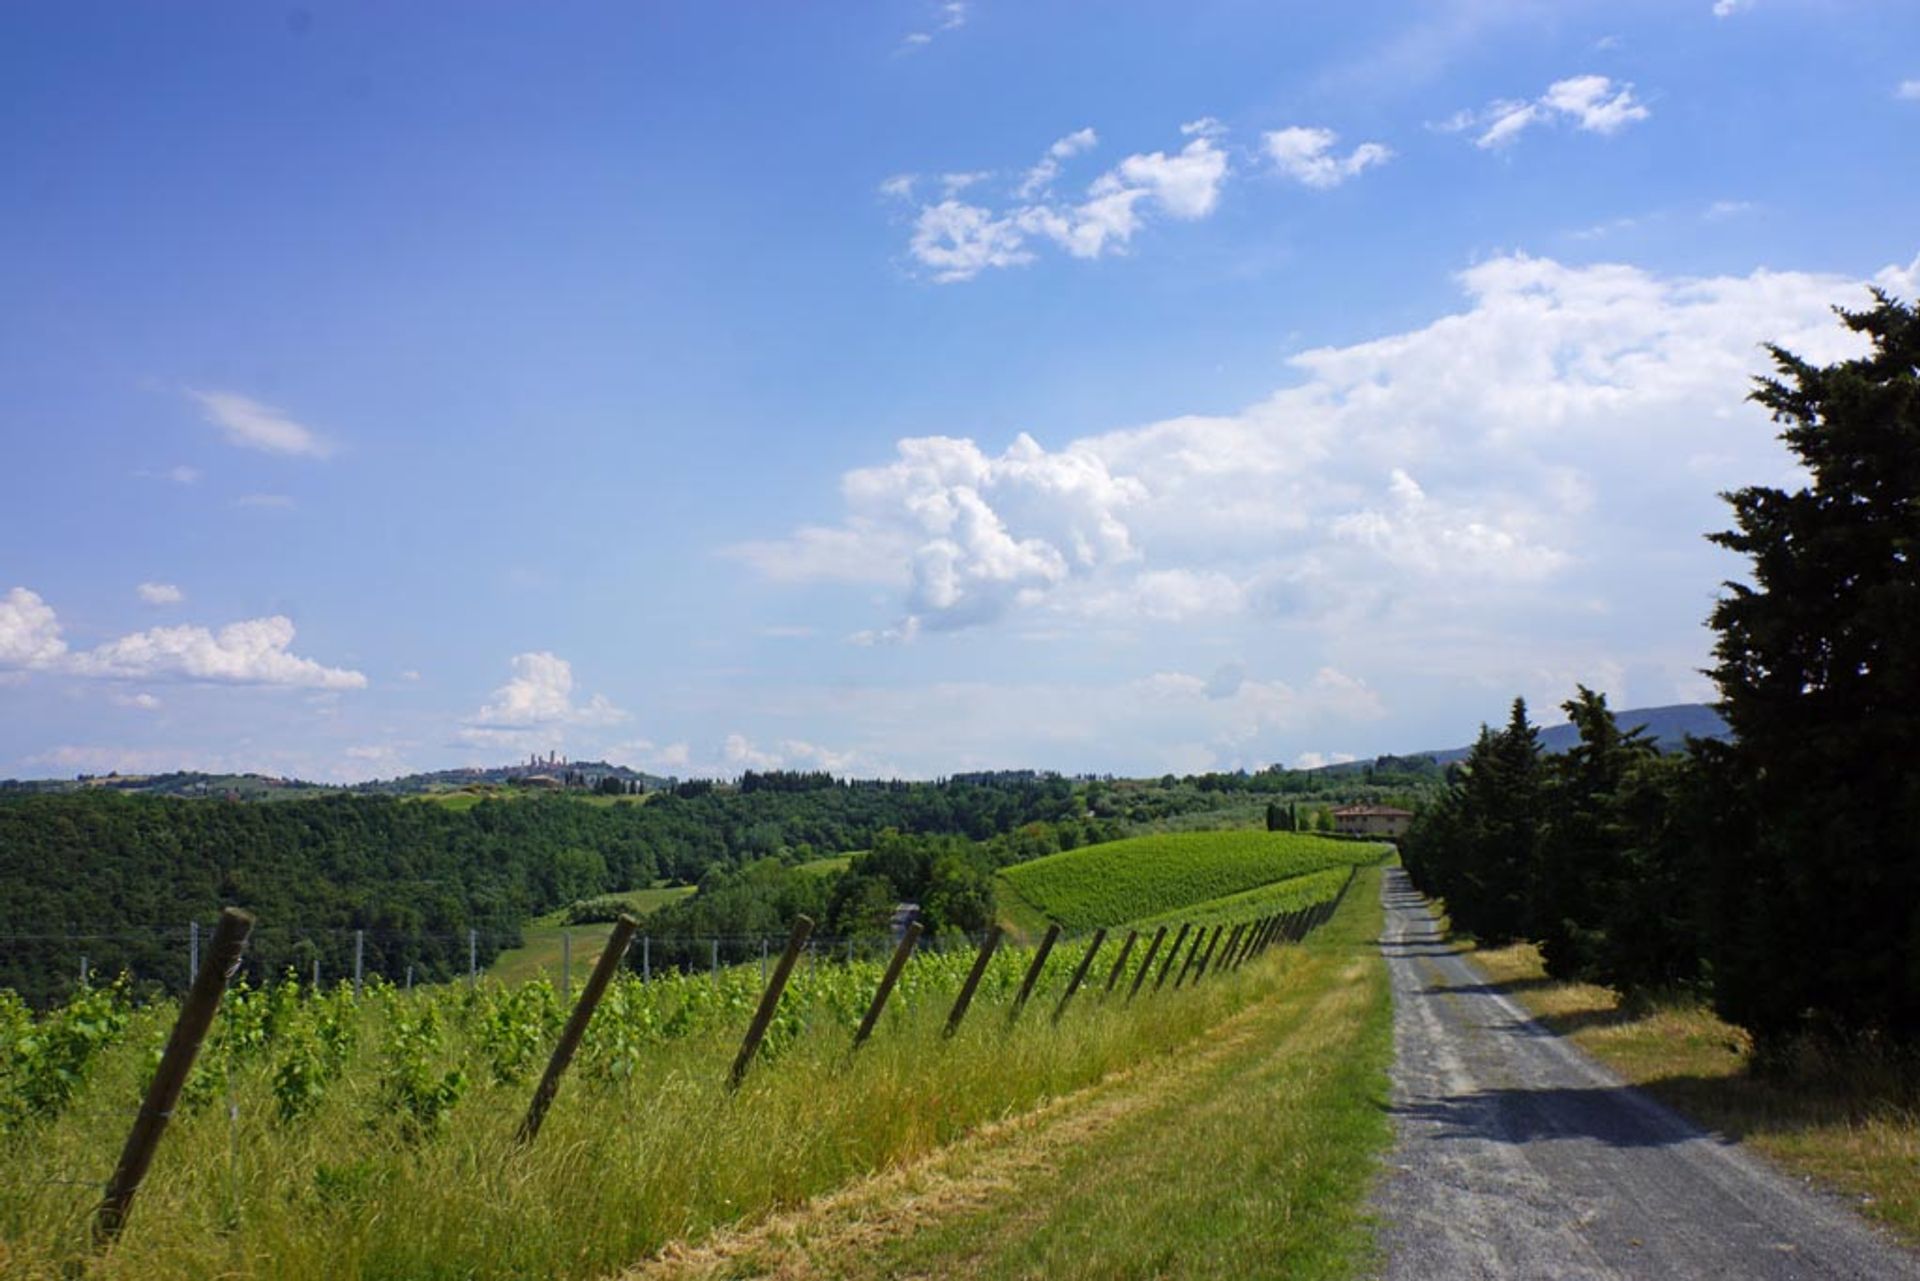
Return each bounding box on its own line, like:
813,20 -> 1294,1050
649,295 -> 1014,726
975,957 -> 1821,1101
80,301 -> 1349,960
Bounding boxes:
0,921 -> 1004,1009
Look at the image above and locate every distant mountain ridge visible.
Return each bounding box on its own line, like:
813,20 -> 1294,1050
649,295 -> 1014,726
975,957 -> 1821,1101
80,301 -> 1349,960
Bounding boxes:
1419,702 -> 1729,765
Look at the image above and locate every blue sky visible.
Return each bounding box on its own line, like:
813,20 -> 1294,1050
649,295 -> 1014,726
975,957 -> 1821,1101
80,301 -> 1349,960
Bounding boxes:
3,0 -> 1917,782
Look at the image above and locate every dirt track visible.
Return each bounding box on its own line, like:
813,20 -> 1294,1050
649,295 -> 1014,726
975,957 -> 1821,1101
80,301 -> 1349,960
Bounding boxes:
1371,868 -> 1920,1280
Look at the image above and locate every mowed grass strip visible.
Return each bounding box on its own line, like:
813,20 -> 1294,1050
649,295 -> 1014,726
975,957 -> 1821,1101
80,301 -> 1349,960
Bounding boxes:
628,865 -> 1394,1281
1467,940 -> 1920,1244
999,830 -> 1385,932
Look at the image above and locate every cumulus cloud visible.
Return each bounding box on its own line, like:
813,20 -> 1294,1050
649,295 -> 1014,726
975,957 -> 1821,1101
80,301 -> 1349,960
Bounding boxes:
899,125 -> 1231,281
6,587 -> 365,690
65,616 -> 367,689
1712,0 -> 1752,15
460,652 -> 625,750
1899,80 -> 1920,101
0,588 -> 67,669
734,251 -> 1893,701
188,389 -> 333,458
1449,74 -> 1650,148
1264,127 -> 1392,188
137,582 -> 184,606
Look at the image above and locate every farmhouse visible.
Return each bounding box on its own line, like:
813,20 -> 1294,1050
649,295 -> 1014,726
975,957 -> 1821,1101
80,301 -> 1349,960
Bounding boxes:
1330,803 -> 1413,838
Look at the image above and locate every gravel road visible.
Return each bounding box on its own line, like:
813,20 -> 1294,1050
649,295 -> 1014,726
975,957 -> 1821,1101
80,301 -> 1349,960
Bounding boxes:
1372,867 -> 1920,1280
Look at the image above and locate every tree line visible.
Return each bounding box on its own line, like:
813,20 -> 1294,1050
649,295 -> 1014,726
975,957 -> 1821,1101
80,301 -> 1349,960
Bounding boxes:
1404,293 -> 1919,1057
0,774 -> 1086,1005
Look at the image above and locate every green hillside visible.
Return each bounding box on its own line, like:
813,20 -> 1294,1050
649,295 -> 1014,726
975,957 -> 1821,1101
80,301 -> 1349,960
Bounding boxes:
997,830 -> 1387,931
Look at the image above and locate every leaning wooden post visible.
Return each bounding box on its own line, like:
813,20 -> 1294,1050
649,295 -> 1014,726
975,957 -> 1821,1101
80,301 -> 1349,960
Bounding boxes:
1102,930 -> 1139,993
1007,923 -> 1061,1024
1239,918 -> 1267,965
1128,926 -> 1169,1000
1153,923 -> 1192,993
729,916 -> 813,1089
516,915 -> 638,1145
1238,917 -> 1263,964
1258,913 -> 1281,954
944,926 -> 1003,1037
1195,924 -> 1241,985
1052,928 -> 1106,1023
1175,925 -> 1220,990
1222,922 -> 1252,970
95,907 -> 253,1248
852,921 -> 923,1049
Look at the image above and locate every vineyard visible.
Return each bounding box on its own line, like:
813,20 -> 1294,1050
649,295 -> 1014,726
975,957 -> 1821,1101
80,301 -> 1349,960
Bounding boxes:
998,830 -> 1386,931
0,863 -> 1367,1280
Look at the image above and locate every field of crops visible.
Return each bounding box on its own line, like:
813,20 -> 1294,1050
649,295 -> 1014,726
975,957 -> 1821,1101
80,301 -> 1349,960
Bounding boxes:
0,885 -> 1345,1281
998,830 -> 1387,931
1130,864 -> 1355,932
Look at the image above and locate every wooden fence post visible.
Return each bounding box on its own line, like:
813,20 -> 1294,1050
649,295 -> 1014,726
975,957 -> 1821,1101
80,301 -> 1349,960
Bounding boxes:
944,926 -> 1003,1038
353,929 -> 364,998
1128,926 -> 1168,1000
852,921 -> 923,1049
1052,928 -> 1106,1023
468,927 -> 478,989
1223,921 -> 1252,970
95,907 -> 253,1248
1102,930 -> 1139,994
516,915 -> 637,1145
1195,924 -> 1241,985
1175,924 -> 1220,990
1007,924 -> 1061,1024
730,916 -> 814,1089
1153,923 -> 1192,994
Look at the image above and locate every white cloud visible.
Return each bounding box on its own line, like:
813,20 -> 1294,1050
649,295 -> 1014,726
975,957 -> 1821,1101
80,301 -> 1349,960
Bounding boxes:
0,588 -> 68,669
900,125 -> 1231,281
901,0 -> 967,50
1264,126 -> 1392,189
737,251 -> 1893,700
1703,200 -> 1756,221
1712,0 -> 1752,16
65,615 -> 367,689
460,652 -> 626,750
1460,75 -> 1649,148
137,582 -> 184,606
4,587 -> 363,690
908,201 -> 1034,283
878,173 -> 917,200
188,389 -> 333,459
235,493 -> 297,509
1542,74 -> 1651,135
1101,136 -> 1230,219
1015,127 -> 1098,199
1476,101 -> 1544,148
1295,750 -> 1358,769
1898,80 -> 1920,101
114,692 -> 162,711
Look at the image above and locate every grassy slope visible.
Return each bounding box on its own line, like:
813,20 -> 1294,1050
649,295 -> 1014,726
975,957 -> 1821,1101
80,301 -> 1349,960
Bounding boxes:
1,881 -> 1385,1281
1467,940 -> 1920,1245
998,830 -> 1385,933
1129,865 -> 1354,932
623,864 -> 1395,1281
486,884 -> 694,987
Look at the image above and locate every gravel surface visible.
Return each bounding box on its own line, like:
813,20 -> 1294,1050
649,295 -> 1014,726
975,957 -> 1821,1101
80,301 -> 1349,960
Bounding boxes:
1372,868 -> 1920,1280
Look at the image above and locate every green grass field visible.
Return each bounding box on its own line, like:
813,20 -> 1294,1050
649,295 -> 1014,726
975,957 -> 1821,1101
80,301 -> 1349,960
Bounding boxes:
997,831 -> 1387,933
0,872 -> 1391,1280
487,884 -> 696,987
